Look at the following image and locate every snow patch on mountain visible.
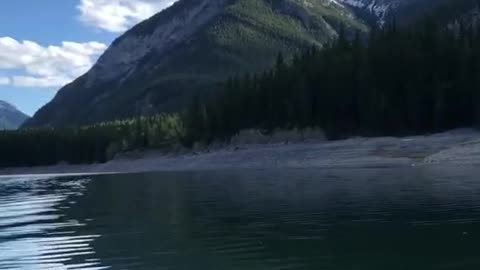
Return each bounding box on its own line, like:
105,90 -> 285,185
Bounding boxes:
333,0 -> 404,26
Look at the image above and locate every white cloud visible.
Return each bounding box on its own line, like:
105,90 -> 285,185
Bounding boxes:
0,77 -> 10,86
0,37 -> 107,88
0,1 -> 178,89
78,0 -> 176,33
11,76 -> 74,88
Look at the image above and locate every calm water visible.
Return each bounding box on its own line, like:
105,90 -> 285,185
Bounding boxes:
1,168 -> 480,269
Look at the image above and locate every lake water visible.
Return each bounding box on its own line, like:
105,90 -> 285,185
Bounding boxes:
1,168 -> 480,269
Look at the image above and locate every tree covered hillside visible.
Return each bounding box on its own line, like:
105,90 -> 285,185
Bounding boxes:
184,16 -> 480,142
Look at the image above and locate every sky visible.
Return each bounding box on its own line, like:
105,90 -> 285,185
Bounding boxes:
0,0 -> 176,116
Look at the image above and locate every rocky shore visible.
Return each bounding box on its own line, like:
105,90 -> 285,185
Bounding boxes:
1,129 -> 479,176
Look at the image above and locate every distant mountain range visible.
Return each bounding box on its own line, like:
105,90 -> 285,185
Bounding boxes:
25,0 -> 480,128
0,101 -> 29,130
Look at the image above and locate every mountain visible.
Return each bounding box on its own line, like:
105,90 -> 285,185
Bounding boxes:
25,0 -> 367,127
25,0 -> 480,128
0,101 -> 29,130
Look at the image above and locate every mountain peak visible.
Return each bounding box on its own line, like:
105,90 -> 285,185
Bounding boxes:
0,100 -> 16,111
0,100 -> 29,130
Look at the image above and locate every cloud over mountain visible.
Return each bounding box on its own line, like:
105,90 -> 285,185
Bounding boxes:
0,37 -> 106,88
78,0 -> 177,33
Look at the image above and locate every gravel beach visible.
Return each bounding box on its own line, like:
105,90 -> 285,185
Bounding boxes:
1,129 -> 480,176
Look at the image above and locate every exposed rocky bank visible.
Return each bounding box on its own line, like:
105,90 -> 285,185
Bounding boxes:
1,128 -> 480,176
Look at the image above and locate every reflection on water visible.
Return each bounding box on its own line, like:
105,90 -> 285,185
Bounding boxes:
1,168 -> 480,269
0,176 -> 104,269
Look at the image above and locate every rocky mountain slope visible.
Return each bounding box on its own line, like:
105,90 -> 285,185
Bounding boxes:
26,0 -> 366,127
0,101 -> 29,130
25,0 -> 480,128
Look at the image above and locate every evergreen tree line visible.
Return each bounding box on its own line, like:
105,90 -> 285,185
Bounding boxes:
184,19 -> 480,142
0,114 -> 184,167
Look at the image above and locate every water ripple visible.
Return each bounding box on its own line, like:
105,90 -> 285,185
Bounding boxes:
2,169 -> 480,269
0,176 -> 105,270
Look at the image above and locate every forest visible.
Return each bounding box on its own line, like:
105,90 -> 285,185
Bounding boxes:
0,115 -> 183,167
2,18 -> 480,167
184,19 -> 480,142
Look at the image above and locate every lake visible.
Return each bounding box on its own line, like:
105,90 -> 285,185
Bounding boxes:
1,168 -> 480,269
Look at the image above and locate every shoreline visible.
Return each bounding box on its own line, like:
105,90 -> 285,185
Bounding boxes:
1,128 -> 480,176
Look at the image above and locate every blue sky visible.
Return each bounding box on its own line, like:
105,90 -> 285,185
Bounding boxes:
0,0 -> 174,116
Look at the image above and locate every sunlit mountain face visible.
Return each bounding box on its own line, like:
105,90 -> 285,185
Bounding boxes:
24,0 -> 367,127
